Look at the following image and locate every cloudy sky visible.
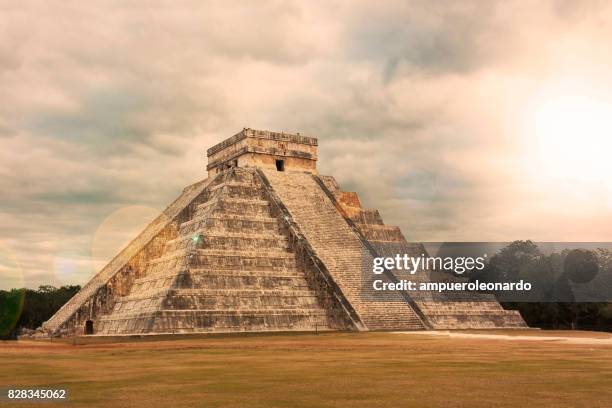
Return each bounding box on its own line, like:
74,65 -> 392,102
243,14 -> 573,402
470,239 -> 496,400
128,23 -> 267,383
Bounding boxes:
2,0 -> 612,289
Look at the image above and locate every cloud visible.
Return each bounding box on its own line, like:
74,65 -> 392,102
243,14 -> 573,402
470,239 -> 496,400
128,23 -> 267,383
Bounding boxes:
1,0 -> 612,289
347,1 -> 505,80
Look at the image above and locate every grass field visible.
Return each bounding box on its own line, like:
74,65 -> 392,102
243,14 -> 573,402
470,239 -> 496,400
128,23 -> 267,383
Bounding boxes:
1,331 -> 611,407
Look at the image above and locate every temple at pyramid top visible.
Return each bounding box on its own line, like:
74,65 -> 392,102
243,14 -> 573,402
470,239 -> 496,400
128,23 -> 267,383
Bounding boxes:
206,128 -> 318,176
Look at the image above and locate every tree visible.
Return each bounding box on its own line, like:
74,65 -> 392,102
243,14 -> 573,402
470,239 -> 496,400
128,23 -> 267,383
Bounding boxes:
0,289 -> 24,339
475,242 -> 612,331
0,285 -> 80,339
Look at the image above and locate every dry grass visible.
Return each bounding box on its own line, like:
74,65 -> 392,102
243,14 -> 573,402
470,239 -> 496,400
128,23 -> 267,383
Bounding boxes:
1,331 -> 611,408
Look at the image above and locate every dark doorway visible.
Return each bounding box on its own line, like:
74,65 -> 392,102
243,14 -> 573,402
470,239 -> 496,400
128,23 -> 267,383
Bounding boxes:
85,320 -> 94,335
275,159 -> 285,171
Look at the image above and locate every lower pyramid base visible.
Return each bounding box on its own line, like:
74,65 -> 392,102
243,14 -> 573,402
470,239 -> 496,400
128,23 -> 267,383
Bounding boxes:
418,302 -> 527,329
96,309 -> 340,335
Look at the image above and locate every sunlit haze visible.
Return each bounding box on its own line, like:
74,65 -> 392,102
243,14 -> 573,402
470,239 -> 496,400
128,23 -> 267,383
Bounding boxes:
1,1 -> 612,289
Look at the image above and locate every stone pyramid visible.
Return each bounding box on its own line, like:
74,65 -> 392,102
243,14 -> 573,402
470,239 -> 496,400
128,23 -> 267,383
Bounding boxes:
41,129 -> 525,336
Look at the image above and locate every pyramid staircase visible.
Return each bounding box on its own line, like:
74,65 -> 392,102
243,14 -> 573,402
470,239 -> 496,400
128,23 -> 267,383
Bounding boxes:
317,175 -> 526,329
260,169 -> 427,331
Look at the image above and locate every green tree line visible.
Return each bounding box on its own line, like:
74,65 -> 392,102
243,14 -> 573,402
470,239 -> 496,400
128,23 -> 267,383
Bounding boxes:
0,285 -> 80,339
470,240 -> 612,331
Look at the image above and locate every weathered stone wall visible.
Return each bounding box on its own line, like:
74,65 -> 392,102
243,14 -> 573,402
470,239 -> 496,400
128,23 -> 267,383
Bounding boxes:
94,168 -> 352,335
238,154 -> 317,174
207,128 -> 318,176
41,178 -> 214,337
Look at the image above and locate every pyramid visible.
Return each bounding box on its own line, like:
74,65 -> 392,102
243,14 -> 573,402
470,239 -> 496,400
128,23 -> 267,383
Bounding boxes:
41,129 -> 525,336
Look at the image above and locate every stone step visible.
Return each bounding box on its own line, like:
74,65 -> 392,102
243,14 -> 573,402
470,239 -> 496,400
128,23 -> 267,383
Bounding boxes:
96,309 -> 334,335
99,307 -> 327,322
174,273 -> 311,290
132,267 -> 305,289
349,209 -> 384,225
190,249 -> 298,269
194,198 -> 271,219
143,264 -> 302,285
118,287 -> 318,302
113,294 -> 323,313
164,232 -> 290,253
162,290 -> 322,310
148,247 -> 295,265
418,302 -> 510,313
127,271 -> 309,297
185,268 -> 304,278
218,168 -> 258,184
420,309 -> 521,316
129,276 -> 177,294
427,313 -> 526,329
199,234 -> 290,251
208,182 -> 265,200
146,249 -> 189,268
144,249 -> 298,276
179,214 -> 280,236
357,224 -> 405,242
167,288 -> 316,297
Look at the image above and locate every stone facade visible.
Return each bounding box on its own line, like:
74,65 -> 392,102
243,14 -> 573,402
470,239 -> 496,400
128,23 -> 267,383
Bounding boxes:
206,128 -> 317,177
39,129 -> 525,337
